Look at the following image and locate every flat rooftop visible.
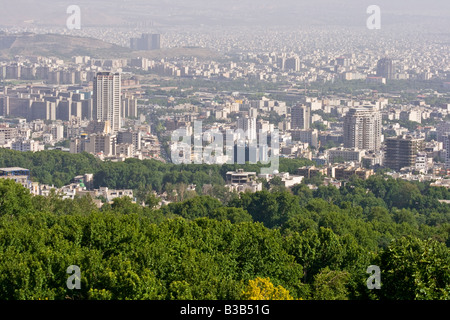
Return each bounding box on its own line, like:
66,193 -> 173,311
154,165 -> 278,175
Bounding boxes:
0,167 -> 30,171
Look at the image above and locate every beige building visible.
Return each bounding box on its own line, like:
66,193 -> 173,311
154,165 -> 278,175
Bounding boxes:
343,107 -> 382,152
93,72 -> 121,133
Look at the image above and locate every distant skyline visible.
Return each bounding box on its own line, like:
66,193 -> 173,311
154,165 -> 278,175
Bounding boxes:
1,0 -> 449,29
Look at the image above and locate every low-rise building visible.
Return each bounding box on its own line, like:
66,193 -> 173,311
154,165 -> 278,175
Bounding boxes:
297,166 -> 327,179
226,169 -> 257,184
326,147 -> 365,164
328,165 -> 374,180
0,167 -> 31,189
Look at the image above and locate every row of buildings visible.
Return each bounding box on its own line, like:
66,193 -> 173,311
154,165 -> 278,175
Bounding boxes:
0,167 -> 133,205
0,73 -> 137,128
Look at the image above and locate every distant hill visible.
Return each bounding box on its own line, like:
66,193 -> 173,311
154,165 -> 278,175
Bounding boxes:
0,33 -> 130,60
0,33 -> 222,61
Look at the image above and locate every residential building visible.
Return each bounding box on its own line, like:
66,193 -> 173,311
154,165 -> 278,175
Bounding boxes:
343,107 -> 382,151
297,166 -> 327,179
330,165 -> 374,180
11,139 -> 44,152
93,72 -> 121,133
327,147 -> 365,163
226,169 -> 257,184
289,129 -> 319,148
237,116 -> 257,141
291,104 -> 311,130
385,135 -> 425,171
0,167 -> 31,189
376,58 -> 395,80
415,152 -> 429,173
117,130 -> 141,151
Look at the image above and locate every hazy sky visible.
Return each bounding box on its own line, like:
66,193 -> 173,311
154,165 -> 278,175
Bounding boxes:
1,0 -> 449,28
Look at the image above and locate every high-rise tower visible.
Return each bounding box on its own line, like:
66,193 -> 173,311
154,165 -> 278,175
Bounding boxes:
376,58 -> 395,80
291,104 -> 311,130
343,107 -> 382,151
93,72 -> 121,133
385,135 -> 424,171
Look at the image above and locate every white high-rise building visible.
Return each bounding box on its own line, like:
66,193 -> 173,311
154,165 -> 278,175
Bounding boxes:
343,107 -> 382,151
93,72 -> 121,133
50,124 -> 64,141
237,116 -> 257,141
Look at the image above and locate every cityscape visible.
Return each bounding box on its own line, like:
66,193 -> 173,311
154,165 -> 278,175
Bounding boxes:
0,0 -> 449,307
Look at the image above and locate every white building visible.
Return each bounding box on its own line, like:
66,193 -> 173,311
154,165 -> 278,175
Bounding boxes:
415,152 -> 428,173
93,72 -> 121,133
259,172 -> 304,188
237,116 -> 257,141
343,107 -> 382,152
11,139 -> 44,152
51,124 -> 64,141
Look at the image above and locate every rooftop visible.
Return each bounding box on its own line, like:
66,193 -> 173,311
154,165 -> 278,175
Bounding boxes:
0,167 -> 30,172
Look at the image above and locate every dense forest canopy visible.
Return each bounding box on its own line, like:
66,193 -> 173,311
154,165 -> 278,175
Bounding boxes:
0,148 -> 314,191
0,149 -> 448,300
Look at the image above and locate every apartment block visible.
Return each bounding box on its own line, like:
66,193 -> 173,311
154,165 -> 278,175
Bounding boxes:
385,135 -> 425,171
343,107 -> 381,151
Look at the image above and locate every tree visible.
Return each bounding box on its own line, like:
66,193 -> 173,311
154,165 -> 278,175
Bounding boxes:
110,197 -> 142,215
208,207 -> 253,223
229,190 -> 300,228
269,176 -> 286,192
145,193 -> 160,210
0,179 -> 33,216
311,122 -> 328,131
241,277 -> 294,300
162,196 -> 223,220
311,267 -> 350,300
302,173 -> 325,186
375,236 -> 450,300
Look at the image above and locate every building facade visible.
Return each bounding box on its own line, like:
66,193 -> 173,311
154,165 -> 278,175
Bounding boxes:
93,72 -> 121,133
385,135 -> 424,171
291,104 -> 311,130
343,107 -> 382,151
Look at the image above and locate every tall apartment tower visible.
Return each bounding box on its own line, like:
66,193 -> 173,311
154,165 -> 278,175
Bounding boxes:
445,133 -> 450,168
343,107 -> 382,151
93,72 -> 121,133
151,34 -> 161,50
376,58 -> 395,80
284,56 -> 300,72
385,135 -> 424,171
291,104 -> 311,130
237,116 -> 257,141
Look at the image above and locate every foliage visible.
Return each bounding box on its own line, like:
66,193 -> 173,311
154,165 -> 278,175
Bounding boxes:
311,267 -> 350,300
0,150 -> 449,300
374,236 -> 450,300
0,178 -> 33,216
241,277 -> 294,300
